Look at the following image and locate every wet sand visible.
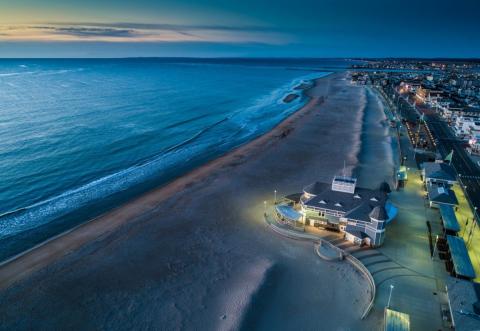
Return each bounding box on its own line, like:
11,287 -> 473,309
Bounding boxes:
0,72 -> 391,330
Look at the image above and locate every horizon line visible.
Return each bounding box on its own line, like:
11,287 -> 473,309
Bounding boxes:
0,56 -> 479,60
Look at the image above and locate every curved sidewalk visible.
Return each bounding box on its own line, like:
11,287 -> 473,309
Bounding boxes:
264,212 -> 376,319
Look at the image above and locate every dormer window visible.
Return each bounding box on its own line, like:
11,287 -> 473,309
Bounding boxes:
354,194 -> 361,199
334,202 -> 342,207
320,200 -> 327,204
370,197 -> 378,202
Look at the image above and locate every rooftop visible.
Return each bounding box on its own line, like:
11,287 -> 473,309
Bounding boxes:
439,205 -> 461,233
446,277 -> 480,331
345,224 -> 368,239
447,235 -> 476,279
423,162 -> 457,182
426,183 -> 458,206
303,181 -> 387,223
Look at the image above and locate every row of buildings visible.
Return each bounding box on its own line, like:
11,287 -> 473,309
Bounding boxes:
353,67 -> 480,155
401,73 -> 480,155
272,158 -> 462,249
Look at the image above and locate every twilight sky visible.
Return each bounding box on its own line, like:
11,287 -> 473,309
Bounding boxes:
0,0 -> 479,58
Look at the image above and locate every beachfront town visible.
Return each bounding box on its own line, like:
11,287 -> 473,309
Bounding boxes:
266,60 -> 480,330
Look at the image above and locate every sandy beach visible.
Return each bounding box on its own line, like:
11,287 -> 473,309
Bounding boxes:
0,72 -> 394,330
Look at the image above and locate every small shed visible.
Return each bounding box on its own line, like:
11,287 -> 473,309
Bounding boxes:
439,205 -> 460,234
447,235 -> 476,280
426,183 -> 458,208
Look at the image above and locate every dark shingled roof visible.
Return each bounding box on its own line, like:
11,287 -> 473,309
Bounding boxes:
302,181 -> 387,223
345,224 -> 368,239
303,181 -> 327,195
423,162 -> 457,182
284,193 -> 302,203
379,181 -> 392,194
369,206 -> 388,221
427,183 -> 458,206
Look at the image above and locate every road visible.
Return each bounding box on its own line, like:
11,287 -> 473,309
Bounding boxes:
381,84 -> 480,221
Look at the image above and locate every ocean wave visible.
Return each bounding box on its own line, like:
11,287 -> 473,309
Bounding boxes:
228,72 -> 321,132
0,68 -> 82,78
163,117 -> 229,154
163,113 -> 213,130
0,125 -> 217,239
349,87 -> 368,175
0,71 -> 326,241
0,71 -> 37,77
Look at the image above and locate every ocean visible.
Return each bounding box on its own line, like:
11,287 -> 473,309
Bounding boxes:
0,58 -> 351,260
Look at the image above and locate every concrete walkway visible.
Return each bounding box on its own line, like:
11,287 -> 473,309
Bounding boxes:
367,91 -> 451,330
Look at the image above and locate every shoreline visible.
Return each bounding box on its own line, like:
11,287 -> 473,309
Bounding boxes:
353,86 -> 397,188
0,71 -> 390,330
0,70 -> 319,261
0,73 -> 330,290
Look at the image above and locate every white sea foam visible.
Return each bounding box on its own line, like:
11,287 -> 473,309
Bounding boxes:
0,139 -> 207,238
347,87 -> 368,176
0,71 -> 37,77
0,72 -> 328,241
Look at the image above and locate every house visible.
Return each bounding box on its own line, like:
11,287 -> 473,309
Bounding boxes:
416,86 -> 444,105
452,116 -> 480,140
467,134 -> 480,155
426,182 -> 458,208
422,161 -> 457,186
299,175 -> 396,247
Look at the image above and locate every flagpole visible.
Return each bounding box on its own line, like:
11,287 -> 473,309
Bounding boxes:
446,149 -> 454,165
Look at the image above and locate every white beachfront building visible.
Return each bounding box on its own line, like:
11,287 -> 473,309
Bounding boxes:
296,175 -> 396,247
452,116 -> 480,141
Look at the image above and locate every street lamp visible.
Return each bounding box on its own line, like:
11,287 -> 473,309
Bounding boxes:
274,190 -> 277,204
263,201 -> 267,215
387,284 -> 395,308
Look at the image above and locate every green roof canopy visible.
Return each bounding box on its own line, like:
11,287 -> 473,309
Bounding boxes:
384,308 -> 410,331
439,205 -> 460,233
447,235 -> 476,279
397,166 -> 408,180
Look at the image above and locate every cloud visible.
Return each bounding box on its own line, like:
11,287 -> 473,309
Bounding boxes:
51,22 -> 283,32
0,22 -> 291,44
33,26 -> 137,38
